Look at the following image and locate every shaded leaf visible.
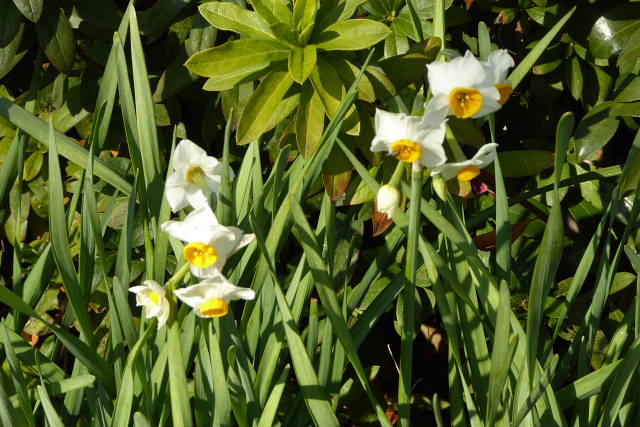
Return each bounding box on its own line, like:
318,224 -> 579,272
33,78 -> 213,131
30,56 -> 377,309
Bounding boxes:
12,0 -> 41,22
0,0 -> 22,47
288,44 -> 317,84
588,3 -> 640,59
35,2 -> 75,73
574,102 -> 619,163
296,81 -> 324,158
496,150 -> 555,177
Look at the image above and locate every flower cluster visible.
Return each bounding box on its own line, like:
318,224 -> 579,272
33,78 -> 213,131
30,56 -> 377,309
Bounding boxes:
371,50 -> 514,216
130,139 -> 254,328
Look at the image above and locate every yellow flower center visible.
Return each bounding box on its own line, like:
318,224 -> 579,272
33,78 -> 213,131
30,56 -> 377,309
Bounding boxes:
149,291 -> 161,306
449,88 -> 483,118
200,298 -> 229,317
185,166 -> 207,188
183,242 -> 218,269
496,83 -> 513,105
390,139 -> 422,163
457,165 -> 481,182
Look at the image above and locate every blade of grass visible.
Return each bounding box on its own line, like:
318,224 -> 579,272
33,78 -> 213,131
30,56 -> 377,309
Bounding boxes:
1,320 -> 35,426
257,364 -> 290,427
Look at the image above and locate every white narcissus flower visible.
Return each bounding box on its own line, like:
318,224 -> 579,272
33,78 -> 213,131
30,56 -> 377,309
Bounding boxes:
431,143 -> 499,182
165,139 -> 230,212
174,272 -> 255,318
483,49 -> 515,105
370,109 -> 447,168
424,51 -> 501,124
129,280 -> 170,329
376,184 -> 400,217
160,205 -> 252,278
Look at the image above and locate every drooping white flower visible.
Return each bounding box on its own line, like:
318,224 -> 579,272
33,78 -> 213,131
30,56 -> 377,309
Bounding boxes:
376,184 -> 400,217
129,280 -> 170,329
165,139 -> 230,212
370,109 -> 447,168
174,272 -> 255,318
424,51 -> 501,124
431,143 -> 499,182
160,205 -> 252,278
483,49 -> 515,105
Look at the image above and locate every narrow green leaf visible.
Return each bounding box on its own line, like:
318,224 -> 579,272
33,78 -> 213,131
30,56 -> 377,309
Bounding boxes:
257,365 -> 291,427
0,98 -> 131,193
37,385 -> 64,427
509,6 -> 576,89
48,122 -> 95,346
168,319 -> 193,427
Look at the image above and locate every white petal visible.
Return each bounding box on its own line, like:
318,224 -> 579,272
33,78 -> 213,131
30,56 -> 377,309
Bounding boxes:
190,264 -> 220,279
174,283 -> 210,308
486,50 -> 515,82
473,86 -> 501,118
370,135 -> 392,153
186,205 -> 219,227
419,140 -> 447,168
422,95 -> 450,127
143,280 -> 165,295
469,143 -> 498,168
164,176 -> 190,213
199,274 -> 256,301
225,287 -> 256,301
184,187 -> 210,210
428,51 -> 488,95
173,139 -> 207,170
160,219 -> 200,243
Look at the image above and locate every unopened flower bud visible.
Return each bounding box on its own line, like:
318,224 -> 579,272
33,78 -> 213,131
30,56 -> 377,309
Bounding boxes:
432,174 -> 448,201
377,185 -> 400,217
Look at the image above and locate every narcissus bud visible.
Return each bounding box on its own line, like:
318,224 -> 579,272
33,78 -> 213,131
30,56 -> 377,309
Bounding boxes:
432,174 -> 448,201
377,185 -> 400,217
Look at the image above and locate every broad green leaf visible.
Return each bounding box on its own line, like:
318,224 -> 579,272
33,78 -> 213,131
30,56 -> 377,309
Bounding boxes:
185,39 -> 288,82
138,0 -> 193,41
0,0 -> 22,46
199,2 -> 275,40
379,37 -> 441,89
614,73 -> 640,102
496,150 -> 555,177
573,102 -> 619,163
11,0 -> 41,22
269,21 -> 301,45
325,56 -> 376,103
309,58 -> 359,135
293,0 -> 316,36
186,13 -> 217,57
588,3 -> 640,59
35,2 -> 75,73
315,19 -> 391,51
448,117 -> 486,147
565,55 -> 583,101
202,64 -> 274,92
22,150 -> 42,181
288,44 -> 316,84
250,0 -> 294,27
618,26 -> 640,66
296,82 -> 324,158
236,69 -> 295,145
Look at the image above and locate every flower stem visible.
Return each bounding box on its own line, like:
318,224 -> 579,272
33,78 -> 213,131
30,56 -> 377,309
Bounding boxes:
389,161 -> 407,187
166,261 -> 190,292
398,163 -> 422,426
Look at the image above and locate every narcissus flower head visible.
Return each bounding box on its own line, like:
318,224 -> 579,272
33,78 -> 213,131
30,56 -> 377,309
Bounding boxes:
174,272 -> 255,318
376,185 -> 401,217
160,205 -> 252,278
431,143 -> 499,182
370,109 -> 447,168
129,280 -> 170,329
483,50 -> 515,105
165,139 -> 230,212
424,51 -> 502,124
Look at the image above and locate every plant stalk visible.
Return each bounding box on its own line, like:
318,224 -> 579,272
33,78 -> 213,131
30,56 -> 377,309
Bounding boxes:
398,162 -> 422,426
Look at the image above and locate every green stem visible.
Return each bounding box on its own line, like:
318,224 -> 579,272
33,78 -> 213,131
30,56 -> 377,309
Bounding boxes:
166,261 -> 191,292
389,161 -> 407,187
398,163 -> 423,426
